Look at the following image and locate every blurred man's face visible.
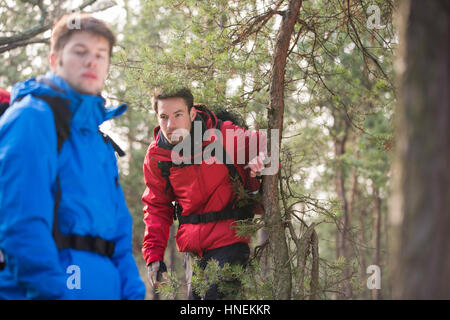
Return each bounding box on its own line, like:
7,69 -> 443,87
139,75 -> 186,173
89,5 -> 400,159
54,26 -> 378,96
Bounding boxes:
50,31 -> 110,95
156,97 -> 196,145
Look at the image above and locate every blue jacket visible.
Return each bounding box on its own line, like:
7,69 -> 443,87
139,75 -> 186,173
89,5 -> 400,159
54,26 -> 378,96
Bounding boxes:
0,73 -> 145,299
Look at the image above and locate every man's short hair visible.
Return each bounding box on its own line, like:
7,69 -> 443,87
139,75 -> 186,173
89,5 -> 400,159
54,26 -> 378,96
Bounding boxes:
152,88 -> 194,114
51,13 -> 116,57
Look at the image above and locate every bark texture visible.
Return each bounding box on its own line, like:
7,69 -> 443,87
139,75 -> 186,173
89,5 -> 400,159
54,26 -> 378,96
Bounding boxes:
393,0 -> 450,299
264,0 -> 303,300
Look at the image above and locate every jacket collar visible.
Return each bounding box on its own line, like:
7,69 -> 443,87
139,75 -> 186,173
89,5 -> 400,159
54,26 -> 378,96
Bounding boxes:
11,72 -> 127,130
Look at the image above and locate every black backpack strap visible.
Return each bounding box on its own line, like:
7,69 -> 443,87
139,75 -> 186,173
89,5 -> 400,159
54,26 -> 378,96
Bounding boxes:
205,122 -> 244,186
178,206 -> 253,225
2,91 -> 71,152
99,129 -> 126,157
35,95 -> 72,152
51,177 -> 115,257
34,78 -> 72,152
157,160 -> 174,194
0,102 -> 8,117
157,160 -> 194,193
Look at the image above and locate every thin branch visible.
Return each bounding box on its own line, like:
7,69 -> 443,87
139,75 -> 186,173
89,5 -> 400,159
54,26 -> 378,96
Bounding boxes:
344,0 -> 388,79
0,0 -> 97,51
231,0 -> 284,45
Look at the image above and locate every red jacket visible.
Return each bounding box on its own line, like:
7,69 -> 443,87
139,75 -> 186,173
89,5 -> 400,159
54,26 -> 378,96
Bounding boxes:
141,107 -> 265,265
0,88 -> 10,104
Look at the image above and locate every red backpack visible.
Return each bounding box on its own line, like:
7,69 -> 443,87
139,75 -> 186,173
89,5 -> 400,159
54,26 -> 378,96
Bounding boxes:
0,89 -> 10,116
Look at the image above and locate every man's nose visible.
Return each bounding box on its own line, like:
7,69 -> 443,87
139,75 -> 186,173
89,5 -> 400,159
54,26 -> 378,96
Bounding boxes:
167,117 -> 176,130
85,53 -> 97,69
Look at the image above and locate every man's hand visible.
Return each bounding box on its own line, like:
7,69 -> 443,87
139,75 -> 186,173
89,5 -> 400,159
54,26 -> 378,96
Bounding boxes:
147,261 -> 168,289
247,152 -> 266,177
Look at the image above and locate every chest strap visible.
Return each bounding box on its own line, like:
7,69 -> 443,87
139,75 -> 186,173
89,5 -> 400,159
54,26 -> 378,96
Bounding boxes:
53,233 -> 115,257
52,178 -> 116,258
176,205 -> 253,225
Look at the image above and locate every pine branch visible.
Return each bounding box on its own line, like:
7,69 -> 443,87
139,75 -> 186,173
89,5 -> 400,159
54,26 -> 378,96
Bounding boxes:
0,0 -> 98,53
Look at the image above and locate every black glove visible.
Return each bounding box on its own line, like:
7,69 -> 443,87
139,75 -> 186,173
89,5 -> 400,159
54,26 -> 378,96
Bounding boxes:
147,261 -> 167,288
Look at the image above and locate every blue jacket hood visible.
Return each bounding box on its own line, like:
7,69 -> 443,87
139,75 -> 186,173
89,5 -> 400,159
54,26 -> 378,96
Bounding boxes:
10,72 -> 127,130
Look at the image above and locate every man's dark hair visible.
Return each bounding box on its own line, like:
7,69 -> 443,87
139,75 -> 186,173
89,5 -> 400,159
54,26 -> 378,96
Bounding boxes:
152,88 -> 194,114
51,13 -> 116,57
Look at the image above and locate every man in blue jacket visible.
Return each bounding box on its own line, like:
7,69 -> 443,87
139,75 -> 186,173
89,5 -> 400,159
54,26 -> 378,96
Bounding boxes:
0,13 -> 145,299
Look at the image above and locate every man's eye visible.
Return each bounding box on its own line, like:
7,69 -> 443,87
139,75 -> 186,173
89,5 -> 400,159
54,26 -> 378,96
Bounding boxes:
75,50 -> 86,56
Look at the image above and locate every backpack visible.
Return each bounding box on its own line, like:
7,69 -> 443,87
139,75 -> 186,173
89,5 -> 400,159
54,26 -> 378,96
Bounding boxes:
0,79 -> 125,271
157,105 -> 263,226
213,106 -> 263,194
0,89 -> 10,117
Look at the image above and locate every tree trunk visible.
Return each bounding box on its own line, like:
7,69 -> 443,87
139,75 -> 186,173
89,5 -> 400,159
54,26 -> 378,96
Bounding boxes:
348,154 -> 369,298
372,187 -> 382,300
168,227 -> 176,272
392,0 -> 450,299
264,0 -> 303,300
333,112 -> 353,299
257,228 -> 269,278
310,229 -> 319,300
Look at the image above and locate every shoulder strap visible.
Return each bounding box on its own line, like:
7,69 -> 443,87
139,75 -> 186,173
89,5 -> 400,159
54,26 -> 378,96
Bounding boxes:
99,129 -> 126,157
0,102 -> 8,117
34,78 -> 72,151
35,95 -> 72,152
6,93 -> 71,151
157,160 -> 174,194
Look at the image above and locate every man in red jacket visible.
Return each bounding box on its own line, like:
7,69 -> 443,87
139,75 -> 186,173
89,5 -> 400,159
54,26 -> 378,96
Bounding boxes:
141,88 -> 267,299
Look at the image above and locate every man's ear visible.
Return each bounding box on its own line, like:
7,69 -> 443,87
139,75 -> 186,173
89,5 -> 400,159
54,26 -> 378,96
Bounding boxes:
49,52 -> 58,71
190,107 -> 196,121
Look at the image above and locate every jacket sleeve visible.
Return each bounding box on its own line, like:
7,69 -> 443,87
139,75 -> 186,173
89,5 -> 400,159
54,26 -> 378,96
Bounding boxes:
110,183 -> 146,300
141,146 -> 175,265
0,97 -> 66,299
220,121 -> 268,166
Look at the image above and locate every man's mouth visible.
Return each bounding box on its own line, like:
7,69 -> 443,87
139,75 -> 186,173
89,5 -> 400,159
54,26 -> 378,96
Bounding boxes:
82,71 -> 98,80
167,132 -> 184,144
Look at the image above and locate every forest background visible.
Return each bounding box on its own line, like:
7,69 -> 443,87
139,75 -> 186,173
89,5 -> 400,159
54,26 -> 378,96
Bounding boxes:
1,0 -> 448,300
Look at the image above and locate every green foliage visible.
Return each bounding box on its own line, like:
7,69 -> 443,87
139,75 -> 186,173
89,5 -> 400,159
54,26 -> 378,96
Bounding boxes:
155,269 -> 183,300
160,257 -> 275,300
0,0 -> 50,88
